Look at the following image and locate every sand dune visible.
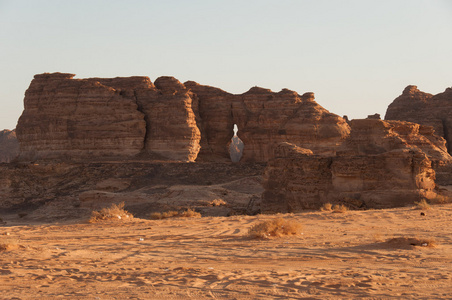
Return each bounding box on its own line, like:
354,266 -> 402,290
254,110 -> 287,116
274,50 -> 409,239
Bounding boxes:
1,204 -> 451,299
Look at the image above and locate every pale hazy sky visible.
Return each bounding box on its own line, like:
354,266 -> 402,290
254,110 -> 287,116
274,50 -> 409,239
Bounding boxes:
1,0 -> 451,130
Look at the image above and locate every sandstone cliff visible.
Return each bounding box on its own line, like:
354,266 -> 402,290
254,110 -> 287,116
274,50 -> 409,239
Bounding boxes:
186,82 -> 350,162
262,119 -> 442,212
16,73 -> 349,163
16,73 -> 201,162
0,129 -> 19,163
16,73 -> 147,160
385,85 -> 452,153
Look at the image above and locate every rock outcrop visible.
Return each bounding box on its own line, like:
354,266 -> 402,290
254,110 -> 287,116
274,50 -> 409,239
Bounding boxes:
12,74 -> 452,216
16,73 -> 147,160
16,73 -> 201,162
16,73 -> 349,162
262,119 -> 444,212
0,129 -> 19,163
186,82 -> 350,162
385,85 -> 452,153
229,135 -> 244,162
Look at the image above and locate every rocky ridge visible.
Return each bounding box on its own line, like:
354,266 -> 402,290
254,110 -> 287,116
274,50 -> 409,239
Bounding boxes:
16,73 -> 350,163
3,75 -> 452,219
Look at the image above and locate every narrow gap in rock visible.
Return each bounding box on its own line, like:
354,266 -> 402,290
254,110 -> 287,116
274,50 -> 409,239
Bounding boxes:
229,124 -> 244,162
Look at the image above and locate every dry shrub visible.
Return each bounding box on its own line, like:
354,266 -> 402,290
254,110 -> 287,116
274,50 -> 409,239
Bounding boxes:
431,195 -> 450,205
210,199 -> 227,206
320,203 -> 332,212
248,218 -> 302,239
386,237 -> 437,248
414,199 -> 431,210
89,202 -> 133,223
332,204 -> 348,213
373,233 -> 384,242
0,238 -> 22,251
150,208 -> 201,220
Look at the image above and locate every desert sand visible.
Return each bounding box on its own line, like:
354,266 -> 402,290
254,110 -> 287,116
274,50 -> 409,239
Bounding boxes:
1,204 -> 452,299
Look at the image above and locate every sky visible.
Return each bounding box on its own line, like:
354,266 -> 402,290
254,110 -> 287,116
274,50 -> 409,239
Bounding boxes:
0,0 -> 451,130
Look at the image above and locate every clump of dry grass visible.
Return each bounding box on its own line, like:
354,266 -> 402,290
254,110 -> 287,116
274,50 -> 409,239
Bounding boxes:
431,195 -> 449,204
386,237 -> 437,248
89,202 -> 133,223
414,199 -> 431,210
0,238 -> 22,251
248,218 -> 303,239
210,199 -> 227,206
320,203 -> 348,213
150,208 -> 201,220
320,203 -> 332,212
332,204 -> 348,213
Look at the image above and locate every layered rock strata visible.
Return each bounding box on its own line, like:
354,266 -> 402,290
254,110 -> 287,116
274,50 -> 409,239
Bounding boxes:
16,73 -> 349,162
16,73 -> 147,160
16,73 -> 201,161
186,82 -> 350,162
385,85 -> 452,153
0,129 -> 19,163
262,119 -> 443,212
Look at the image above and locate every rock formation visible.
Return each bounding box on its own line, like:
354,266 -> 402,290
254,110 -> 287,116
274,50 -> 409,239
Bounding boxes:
0,129 -> 19,163
385,85 -> 452,153
186,82 -> 350,162
16,73 -> 147,161
16,73 -> 201,162
262,119 -> 444,212
10,74 -> 452,217
16,73 -> 349,162
229,135 -> 244,162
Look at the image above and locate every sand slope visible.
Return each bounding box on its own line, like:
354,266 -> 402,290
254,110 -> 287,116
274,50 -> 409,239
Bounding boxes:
1,204 -> 452,299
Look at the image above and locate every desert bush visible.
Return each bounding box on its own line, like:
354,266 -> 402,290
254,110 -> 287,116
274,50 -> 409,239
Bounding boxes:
0,238 -> 21,251
332,204 -> 348,213
248,218 -> 303,239
414,199 -> 431,210
320,203 -> 332,212
431,195 -> 450,204
210,199 -> 227,206
89,202 -> 133,223
150,208 -> 201,220
386,237 -> 437,248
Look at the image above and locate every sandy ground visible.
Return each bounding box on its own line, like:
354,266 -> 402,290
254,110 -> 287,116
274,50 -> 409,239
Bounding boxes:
1,204 -> 452,299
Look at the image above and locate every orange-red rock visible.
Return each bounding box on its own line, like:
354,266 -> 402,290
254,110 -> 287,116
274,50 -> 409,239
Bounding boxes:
262,119 -> 443,212
16,73 -> 201,162
385,85 -> 452,153
16,73 -> 147,161
16,73 -> 349,163
186,82 -> 350,162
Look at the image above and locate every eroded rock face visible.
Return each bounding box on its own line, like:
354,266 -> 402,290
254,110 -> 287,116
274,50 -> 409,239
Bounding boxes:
385,85 -> 452,153
0,129 -> 19,163
16,73 -> 201,162
16,73 -> 147,160
186,82 -> 350,162
339,119 -> 451,165
262,119 -> 443,212
135,77 -> 201,161
16,73 -> 349,163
